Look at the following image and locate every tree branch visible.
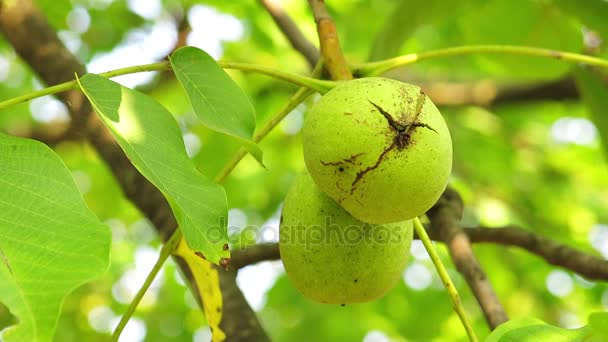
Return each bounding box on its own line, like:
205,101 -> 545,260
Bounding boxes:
258,0 -> 319,67
427,188 -> 508,329
466,226 -> 608,281
232,214 -> 608,281
491,78 -> 578,105
231,243 -> 281,270
0,2 -> 269,341
307,0 -> 352,80
388,76 -> 578,107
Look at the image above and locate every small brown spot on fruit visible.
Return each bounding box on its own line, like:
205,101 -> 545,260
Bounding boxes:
223,243 -> 229,251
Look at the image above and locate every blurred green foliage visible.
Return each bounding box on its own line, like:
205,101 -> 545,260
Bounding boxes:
0,0 -> 607,341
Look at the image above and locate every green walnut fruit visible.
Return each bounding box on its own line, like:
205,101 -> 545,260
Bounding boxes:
303,77 -> 452,224
279,172 -> 413,304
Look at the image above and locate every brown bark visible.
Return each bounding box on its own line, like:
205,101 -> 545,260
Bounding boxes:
259,0 -> 319,67
307,0 -> 352,80
427,189 -> 508,329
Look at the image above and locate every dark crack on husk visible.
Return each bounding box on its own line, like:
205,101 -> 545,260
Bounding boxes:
350,90 -> 437,194
320,153 -> 364,166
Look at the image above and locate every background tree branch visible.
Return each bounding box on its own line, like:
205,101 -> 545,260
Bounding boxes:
491,78 -> 578,105
427,188 -> 508,329
231,215 -> 608,280
399,77 -> 578,107
0,1 -> 269,341
259,0 -> 319,67
466,226 -> 608,281
21,121 -> 80,147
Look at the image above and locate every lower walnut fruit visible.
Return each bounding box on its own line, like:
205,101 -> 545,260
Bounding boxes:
279,172 -> 413,304
303,77 -> 452,224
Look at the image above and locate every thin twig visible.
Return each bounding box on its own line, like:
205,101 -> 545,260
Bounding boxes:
215,62 -> 323,183
307,0 -> 352,80
0,61 -> 334,110
355,45 -> 608,77
426,188 -> 508,329
214,88 -> 312,183
258,0 -> 319,67
111,230 -> 182,341
9,43 -> 607,110
413,217 -> 479,342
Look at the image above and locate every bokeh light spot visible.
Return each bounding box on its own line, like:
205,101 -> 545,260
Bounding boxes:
128,0 -> 161,19
237,261 -> 284,311
88,306 -> 116,333
410,240 -> 430,260
193,326 -> 212,342
280,105 -> 305,135
403,262 -> 432,291
362,330 -> 390,342
551,117 -> 597,145
0,53 -> 11,82
29,96 -> 70,123
66,6 -> 91,33
546,270 -> 573,297
589,224 -> 608,259
186,5 -> 244,59
113,317 -> 146,342
183,132 -> 202,157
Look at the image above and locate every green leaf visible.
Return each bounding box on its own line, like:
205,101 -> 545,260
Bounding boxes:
0,133 -> 110,342
485,318 -> 591,342
573,67 -> 608,161
552,0 -> 608,41
486,318 -> 544,342
77,73 -> 230,265
170,46 -> 264,166
368,0 -> 467,61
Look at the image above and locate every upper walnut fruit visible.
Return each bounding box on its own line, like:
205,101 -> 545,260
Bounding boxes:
303,77 -> 452,224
